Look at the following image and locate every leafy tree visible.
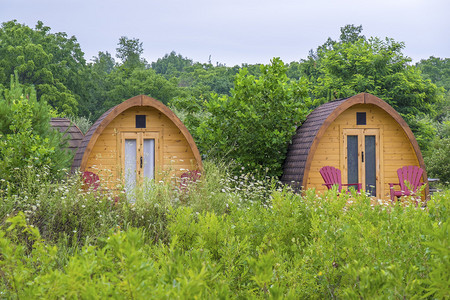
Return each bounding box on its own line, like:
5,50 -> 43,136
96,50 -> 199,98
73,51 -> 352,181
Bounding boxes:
416,57 -> 450,91
417,57 -> 450,182
101,67 -> 184,112
425,127 -> 450,183
0,20 -> 86,115
286,61 -> 303,80
152,51 -> 193,77
178,62 -> 239,96
196,58 -> 312,176
299,25 -> 445,155
169,95 -> 209,141
0,75 -> 72,190
116,36 -> 147,68
339,24 -> 365,43
92,51 -> 115,74
302,25 -> 443,117
75,52 -> 116,118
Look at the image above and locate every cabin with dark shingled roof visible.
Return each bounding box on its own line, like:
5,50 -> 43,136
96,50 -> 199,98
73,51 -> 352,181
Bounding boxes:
281,93 -> 428,200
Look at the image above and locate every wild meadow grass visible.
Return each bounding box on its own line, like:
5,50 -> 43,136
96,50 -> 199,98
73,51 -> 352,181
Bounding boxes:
0,162 -> 448,299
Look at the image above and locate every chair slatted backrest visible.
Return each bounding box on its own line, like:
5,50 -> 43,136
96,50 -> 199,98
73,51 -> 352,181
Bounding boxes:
397,166 -> 423,193
319,166 -> 342,191
180,170 -> 201,192
82,171 -> 100,191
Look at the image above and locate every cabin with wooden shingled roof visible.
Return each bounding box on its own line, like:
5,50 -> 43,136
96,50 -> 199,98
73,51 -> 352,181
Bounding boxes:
71,95 -> 202,191
281,93 -> 428,199
50,118 -> 84,153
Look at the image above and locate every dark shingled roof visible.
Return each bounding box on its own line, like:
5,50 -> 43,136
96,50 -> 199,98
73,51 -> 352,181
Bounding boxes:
71,106 -> 114,172
50,118 -> 84,153
281,98 -> 348,190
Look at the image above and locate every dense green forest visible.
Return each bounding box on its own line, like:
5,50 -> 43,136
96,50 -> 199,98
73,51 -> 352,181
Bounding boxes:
0,20 -> 449,180
0,20 -> 449,298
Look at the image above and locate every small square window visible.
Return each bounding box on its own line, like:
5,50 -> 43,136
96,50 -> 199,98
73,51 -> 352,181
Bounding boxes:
356,112 -> 366,125
136,115 -> 146,128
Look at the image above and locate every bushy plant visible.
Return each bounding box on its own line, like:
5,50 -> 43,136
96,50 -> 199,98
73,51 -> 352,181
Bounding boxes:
196,58 -> 313,177
0,75 -> 73,192
67,114 -> 93,134
425,119 -> 450,184
1,161 -> 449,298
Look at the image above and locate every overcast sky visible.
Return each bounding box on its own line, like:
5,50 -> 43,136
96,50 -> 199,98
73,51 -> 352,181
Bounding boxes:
1,0 -> 449,66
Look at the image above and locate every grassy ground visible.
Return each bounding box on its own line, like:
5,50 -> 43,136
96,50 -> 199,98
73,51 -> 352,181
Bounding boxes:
0,162 -> 448,299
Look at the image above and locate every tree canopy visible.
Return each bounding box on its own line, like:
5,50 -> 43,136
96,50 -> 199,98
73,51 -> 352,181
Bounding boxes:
0,20 -> 85,115
301,25 -> 443,118
196,58 -> 312,176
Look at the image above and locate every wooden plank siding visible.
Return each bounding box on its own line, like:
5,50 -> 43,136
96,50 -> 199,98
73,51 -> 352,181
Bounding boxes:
84,105 -> 199,186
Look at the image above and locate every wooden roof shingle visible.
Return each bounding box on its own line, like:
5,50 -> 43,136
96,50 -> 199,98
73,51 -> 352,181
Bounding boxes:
281,98 -> 347,189
50,118 -> 84,153
71,106 -> 114,172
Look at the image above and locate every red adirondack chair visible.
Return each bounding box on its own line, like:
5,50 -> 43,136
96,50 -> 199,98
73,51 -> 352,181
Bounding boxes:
319,166 -> 362,193
389,166 -> 425,202
180,170 -> 201,192
82,171 -> 100,191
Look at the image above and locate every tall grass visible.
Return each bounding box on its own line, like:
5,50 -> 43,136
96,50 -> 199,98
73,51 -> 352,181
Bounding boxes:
0,162 -> 448,298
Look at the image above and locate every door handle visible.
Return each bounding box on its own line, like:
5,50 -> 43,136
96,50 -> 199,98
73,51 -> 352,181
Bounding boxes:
140,156 -> 143,168
362,151 -> 364,163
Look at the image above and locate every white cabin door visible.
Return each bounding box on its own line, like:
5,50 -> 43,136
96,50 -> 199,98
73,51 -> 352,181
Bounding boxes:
122,132 -> 159,198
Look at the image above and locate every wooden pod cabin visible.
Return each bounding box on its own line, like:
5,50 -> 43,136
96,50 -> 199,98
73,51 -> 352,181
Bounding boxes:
72,95 -> 202,189
281,93 -> 428,199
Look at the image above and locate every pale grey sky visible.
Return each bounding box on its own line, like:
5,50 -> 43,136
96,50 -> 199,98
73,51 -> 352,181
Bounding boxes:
1,0 -> 449,65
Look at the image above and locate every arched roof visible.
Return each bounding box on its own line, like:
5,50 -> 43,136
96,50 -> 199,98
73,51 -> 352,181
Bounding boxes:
50,118 -> 84,153
281,93 -> 427,190
72,95 -> 203,172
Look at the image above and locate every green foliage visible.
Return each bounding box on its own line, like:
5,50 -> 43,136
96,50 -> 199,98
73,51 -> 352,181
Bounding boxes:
0,20 -> 85,115
302,25 -> 443,118
67,114 -> 93,134
197,58 -> 312,176
92,51 -> 115,74
1,165 -> 449,298
416,56 -> 450,91
101,67 -> 185,111
416,57 -> 450,181
179,62 -> 240,95
115,36 -> 147,68
405,114 -> 438,152
152,51 -> 193,77
0,76 -> 72,191
75,52 -> 114,118
425,135 -> 450,183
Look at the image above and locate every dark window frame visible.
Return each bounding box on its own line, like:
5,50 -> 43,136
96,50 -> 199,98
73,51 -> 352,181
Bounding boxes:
356,112 -> 366,125
136,115 -> 146,128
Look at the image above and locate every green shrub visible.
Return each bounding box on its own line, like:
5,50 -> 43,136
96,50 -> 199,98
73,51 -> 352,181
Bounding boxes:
0,163 -> 449,298
425,132 -> 450,184
0,75 -> 73,193
196,58 -> 313,177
